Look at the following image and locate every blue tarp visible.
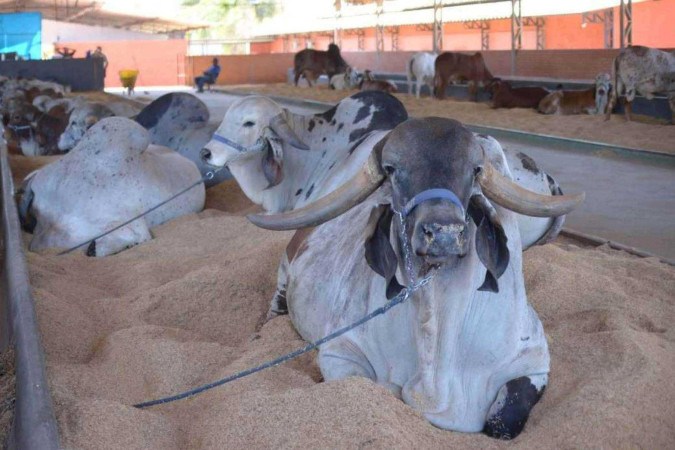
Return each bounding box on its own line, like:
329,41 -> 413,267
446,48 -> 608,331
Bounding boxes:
0,12 -> 42,60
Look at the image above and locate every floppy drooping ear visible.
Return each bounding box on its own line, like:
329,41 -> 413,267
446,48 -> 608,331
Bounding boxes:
261,137 -> 284,189
468,195 -> 510,293
364,204 -> 404,299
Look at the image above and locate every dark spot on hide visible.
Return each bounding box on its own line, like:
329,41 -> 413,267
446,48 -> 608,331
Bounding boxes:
322,150 -> 326,158
483,377 -> 544,440
337,122 -> 344,131
347,133 -> 370,154
273,290 -> 288,315
354,104 -> 370,124
134,92 -> 175,129
317,105 -> 337,123
517,152 -> 539,174
349,91 -> 408,131
322,137 -> 326,142
295,188 -> 303,196
329,162 -> 336,170
305,184 -> 315,200
86,240 -> 96,257
330,119 -> 336,126
308,119 -> 315,132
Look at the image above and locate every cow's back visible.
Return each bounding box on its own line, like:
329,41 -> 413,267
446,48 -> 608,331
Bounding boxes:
617,46 -> 675,94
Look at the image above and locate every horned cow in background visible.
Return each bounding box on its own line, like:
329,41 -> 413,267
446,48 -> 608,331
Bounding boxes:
247,117 -> 584,439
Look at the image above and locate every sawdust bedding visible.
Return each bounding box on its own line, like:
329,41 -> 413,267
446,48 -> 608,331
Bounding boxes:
9,161 -> 671,448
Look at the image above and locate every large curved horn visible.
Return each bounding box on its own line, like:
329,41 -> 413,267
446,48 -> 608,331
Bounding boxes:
477,162 -> 584,217
247,151 -> 384,230
269,112 -> 309,150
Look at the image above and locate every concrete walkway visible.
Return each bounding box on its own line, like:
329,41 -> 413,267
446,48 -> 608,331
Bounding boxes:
125,88 -> 675,260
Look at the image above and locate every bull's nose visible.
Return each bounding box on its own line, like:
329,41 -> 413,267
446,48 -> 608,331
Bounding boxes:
200,148 -> 212,162
414,221 -> 467,260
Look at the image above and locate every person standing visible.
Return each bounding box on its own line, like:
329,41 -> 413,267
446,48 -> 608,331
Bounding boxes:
92,46 -> 109,78
195,58 -> 221,93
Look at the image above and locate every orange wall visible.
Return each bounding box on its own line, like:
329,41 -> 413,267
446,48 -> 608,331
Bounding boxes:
266,0 -> 675,52
59,39 -> 188,88
186,48 -> 644,85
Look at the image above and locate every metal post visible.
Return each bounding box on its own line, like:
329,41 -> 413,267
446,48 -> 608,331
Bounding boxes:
433,0 -> 443,52
464,20 -> 489,51
334,0 -> 342,48
375,0 -> 384,52
604,8 -> 614,49
510,0 -> 521,75
620,0 -> 632,48
535,18 -> 545,50
388,26 -> 400,51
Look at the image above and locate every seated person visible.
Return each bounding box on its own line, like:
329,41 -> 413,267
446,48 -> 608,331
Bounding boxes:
195,58 -> 221,93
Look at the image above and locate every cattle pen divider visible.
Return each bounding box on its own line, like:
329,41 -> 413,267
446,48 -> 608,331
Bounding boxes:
0,143 -> 60,449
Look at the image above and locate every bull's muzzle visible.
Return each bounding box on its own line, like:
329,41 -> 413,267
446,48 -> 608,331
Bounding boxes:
413,220 -> 468,263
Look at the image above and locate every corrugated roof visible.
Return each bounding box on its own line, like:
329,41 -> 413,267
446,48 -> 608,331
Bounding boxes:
0,0 -> 208,34
253,0 -> 649,37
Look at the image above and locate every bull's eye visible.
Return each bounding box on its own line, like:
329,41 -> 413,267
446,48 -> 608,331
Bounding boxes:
383,164 -> 396,176
474,166 -> 483,176
243,121 -> 255,128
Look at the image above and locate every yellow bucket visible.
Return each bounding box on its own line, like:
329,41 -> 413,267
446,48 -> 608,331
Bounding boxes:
118,69 -> 139,88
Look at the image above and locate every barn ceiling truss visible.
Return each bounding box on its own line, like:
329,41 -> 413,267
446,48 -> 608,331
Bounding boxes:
620,0 -> 632,48
463,20 -> 490,51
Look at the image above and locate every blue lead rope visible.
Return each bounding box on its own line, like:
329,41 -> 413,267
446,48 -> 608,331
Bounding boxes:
133,274 -> 433,409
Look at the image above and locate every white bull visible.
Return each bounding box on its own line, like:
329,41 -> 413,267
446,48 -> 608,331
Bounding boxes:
201,93 -> 569,318
247,117 -> 584,439
407,52 -> 437,99
19,117 -> 204,256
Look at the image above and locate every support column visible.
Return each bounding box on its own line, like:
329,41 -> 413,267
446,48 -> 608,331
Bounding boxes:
604,9 -> 614,49
433,0 -> 443,52
334,0 -> 342,47
376,0 -> 384,53
463,20 -> 489,51
388,26 -> 400,51
620,0 -> 632,48
523,17 -> 545,50
510,0 -> 522,75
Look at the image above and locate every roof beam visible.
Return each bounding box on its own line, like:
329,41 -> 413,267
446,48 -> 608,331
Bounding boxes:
65,3 -> 99,22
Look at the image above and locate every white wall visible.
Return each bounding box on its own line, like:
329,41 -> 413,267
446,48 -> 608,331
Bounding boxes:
42,19 -> 167,55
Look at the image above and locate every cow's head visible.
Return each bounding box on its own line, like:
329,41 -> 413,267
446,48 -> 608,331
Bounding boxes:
248,118 -> 583,293
594,73 -> 611,115
58,103 -> 114,151
200,96 -> 308,200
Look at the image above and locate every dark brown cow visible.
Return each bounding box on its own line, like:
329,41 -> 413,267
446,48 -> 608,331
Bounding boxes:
358,70 -> 398,93
434,52 -> 494,101
294,43 -> 349,87
488,80 -> 550,109
537,87 -> 596,115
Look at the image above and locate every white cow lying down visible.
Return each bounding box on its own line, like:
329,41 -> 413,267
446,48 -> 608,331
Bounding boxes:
19,117 -> 205,256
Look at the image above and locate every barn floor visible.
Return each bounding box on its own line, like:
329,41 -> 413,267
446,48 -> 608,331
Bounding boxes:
218,83 -> 675,155
10,155 -> 674,449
